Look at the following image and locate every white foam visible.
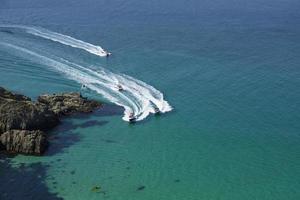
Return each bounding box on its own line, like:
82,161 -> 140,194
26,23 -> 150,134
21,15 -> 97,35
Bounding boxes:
0,25 -> 108,57
0,42 -> 172,121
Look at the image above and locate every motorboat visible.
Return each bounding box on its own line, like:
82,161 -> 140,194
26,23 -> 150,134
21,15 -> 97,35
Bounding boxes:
128,112 -> 136,122
117,84 -> 124,91
154,107 -> 160,115
106,52 -> 112,57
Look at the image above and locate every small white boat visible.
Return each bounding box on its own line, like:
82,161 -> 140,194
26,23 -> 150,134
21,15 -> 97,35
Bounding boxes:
106,52 -> 112,57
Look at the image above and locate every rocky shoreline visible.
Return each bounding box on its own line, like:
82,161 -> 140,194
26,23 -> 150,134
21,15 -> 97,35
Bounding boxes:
0,87 -> 101,156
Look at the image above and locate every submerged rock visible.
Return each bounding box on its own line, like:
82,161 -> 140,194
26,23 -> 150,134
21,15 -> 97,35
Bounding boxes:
91,186 -> 101,193
38,92 -> 101,116
0,130 -> 47,155
137,186 -> 146,191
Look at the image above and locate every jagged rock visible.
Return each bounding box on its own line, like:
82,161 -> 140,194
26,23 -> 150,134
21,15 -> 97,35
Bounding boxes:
0,93 -> 59,133
38,92 -> 101,116
0,130 -> 47,155
0,87 -> 31,101
0,87 -> 102,156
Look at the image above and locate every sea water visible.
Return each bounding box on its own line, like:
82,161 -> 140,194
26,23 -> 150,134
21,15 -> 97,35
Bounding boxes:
0,0 -> 300,199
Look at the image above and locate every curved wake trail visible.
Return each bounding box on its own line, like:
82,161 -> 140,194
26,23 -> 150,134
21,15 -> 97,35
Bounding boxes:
0,25 -> 108,57
0,42 -> 172,121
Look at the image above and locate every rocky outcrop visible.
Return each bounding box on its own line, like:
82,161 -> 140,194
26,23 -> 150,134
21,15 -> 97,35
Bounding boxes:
0,130 -> 47,155
0,87 -> 31,101
0,99 -> 59,133
38,92 -> 101,116
0,87 -> 102,155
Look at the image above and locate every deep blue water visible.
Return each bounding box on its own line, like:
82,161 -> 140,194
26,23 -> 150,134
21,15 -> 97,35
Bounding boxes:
0,0 -> 300,199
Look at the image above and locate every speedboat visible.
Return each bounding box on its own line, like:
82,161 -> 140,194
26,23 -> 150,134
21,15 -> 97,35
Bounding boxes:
154,107 -> 160,115
106,52 -> 112,57
128,112 -> 136,122
117,84 -> 124,91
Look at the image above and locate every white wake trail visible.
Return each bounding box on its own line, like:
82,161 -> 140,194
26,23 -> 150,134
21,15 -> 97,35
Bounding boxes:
0,25 -> 109,57
0,26 -> 173,122
0,42 -> 137,119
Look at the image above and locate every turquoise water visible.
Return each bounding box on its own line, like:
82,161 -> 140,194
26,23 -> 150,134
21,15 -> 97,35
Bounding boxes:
1,0 -> 300,199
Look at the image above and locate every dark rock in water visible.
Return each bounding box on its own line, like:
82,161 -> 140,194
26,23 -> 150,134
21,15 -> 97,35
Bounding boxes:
0,87 -> 30,101
137,186 -> 146,191
0,100 -> 59,133
0,141 -> 4,151
0,130 -> 47,155
0,87 -> 59,133
101,139 -> 117,143
0,87 -> 102,156
37,92 -> 101,116
91,186 -> 101,193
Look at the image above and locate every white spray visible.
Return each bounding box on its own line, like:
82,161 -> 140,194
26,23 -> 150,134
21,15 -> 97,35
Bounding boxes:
0,26 -> 172,121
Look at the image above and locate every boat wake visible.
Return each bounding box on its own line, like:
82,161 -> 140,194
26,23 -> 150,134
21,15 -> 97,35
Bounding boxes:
0,27 -> 172,122
0,25 -> 108,57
